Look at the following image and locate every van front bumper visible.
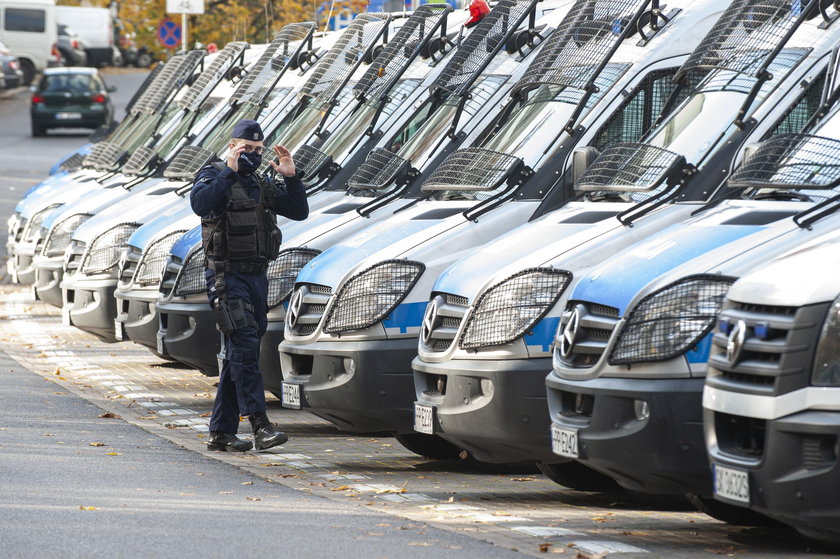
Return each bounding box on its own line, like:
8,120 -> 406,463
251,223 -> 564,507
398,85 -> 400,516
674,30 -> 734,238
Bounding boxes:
115,288 -> 160,351
546,375 -> 709,495
156,300 -> 220,376
707,408 -> 840,544
33,255 -> 63,307
13,243 -> 36,284
413,356 -> 556,464
61,274 -> 118,342
278,337 -> 417,433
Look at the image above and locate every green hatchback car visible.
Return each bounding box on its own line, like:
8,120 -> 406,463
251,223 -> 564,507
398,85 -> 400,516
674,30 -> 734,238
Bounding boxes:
30,67 -> 115,136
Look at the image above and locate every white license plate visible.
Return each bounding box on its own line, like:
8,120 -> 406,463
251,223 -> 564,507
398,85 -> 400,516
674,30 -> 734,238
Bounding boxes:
551,424 -> 579,458
156,331 -> 165,355
282,382 -> 301,409
61,304 -> 71,326
714,464 -> 750,504
114,319 -> 123,341
414,403 -> 434,435
55,112 -> 82,120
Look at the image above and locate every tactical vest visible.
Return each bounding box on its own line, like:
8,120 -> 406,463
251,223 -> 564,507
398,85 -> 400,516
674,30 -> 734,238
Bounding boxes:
200,163 -> 282,265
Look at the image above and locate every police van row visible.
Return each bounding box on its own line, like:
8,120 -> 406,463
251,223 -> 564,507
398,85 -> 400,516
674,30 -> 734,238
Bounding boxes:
7,0 -> 840,545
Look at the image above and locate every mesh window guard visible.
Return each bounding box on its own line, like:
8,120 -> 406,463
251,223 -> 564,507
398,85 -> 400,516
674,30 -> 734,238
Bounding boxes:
177,42 -> 249,112
122,146 -> 158,176
729,133 -> 840,189
576,142 -> 683,192
512,0 -> 648,96
174,248 -> 207,296
163,145 -> 217,180
81,141 -> 128,171
354,4 -> 450,103
267,248 -> 322,307
347,148 -> 410,190
675,0 -> 809,82
130,50 -> 206,116
230,23 -> 315,106
292,144 -> 333,180
298,13 -> 391,102
134,230 -> 188,286
422,147 -> 522,191
59,152 -> 86,172
433,0 -> 539,96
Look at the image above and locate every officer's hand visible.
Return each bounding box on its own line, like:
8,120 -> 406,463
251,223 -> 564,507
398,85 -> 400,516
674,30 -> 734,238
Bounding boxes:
226,143 -> 247,173
269,145 -> 297,178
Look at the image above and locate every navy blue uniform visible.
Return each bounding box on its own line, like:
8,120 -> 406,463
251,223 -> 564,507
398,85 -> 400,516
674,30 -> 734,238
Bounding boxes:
191,164 -> 308,434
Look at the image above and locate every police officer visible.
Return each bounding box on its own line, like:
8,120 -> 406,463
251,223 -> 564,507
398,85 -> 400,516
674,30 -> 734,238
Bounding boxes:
191,119 -> 308,452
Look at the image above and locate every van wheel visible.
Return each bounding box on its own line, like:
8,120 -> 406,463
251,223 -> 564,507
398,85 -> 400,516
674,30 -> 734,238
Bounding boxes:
393,433 -> 461,459
136,52 -> 153,68
31,122 -> 46,137
20,59 -> 35,86
688,494 -> 778,526
537,461 -> 621,492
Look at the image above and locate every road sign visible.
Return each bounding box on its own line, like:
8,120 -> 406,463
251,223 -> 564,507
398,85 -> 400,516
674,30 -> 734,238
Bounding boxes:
158,19 -> 182,49
166,0 -> 205,14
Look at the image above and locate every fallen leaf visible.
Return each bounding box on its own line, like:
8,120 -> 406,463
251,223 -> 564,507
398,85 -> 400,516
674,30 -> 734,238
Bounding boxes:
539,542 -> 552,553
246,497 -> 261,501
78,506 -> 96,511
458,450 -> 469,460
241,481 -> 254,485
331,485 -> 351,491
375,488 -> 406,494
106,452 -> 123,456
511,477 -> 537,482
98,412 -> 120,419
89,442 -> 106,447
446,496 -> 455,502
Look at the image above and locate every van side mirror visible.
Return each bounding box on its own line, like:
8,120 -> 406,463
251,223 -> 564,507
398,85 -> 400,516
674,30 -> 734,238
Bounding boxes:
571,146 -> 600,184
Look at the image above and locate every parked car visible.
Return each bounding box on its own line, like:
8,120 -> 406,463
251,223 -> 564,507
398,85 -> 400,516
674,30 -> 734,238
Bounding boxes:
30,67 -> 115,136
56,23 -> 86,66
55,5 -> 114,67
0,39 -> 23,88
0,0 -> 60,85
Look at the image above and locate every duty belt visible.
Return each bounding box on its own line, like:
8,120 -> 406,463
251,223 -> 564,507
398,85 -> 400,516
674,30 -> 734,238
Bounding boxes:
207,259 -> 268,275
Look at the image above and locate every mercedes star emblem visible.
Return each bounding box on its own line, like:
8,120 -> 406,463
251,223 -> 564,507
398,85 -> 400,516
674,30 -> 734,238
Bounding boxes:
725,319 -> 747,366
288,288 -> 304,329
421,299 -> 438,346
559,305 -> 584,358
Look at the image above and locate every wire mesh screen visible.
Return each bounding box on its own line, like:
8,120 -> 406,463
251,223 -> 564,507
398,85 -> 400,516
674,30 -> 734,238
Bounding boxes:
134,230 -> 188,286
231,23 -> 316,106
675,0 -> 806,82
177,42 -> 249,112
163,145 -> 217,180
434,0 -> 537,96
513,0 -> 645,96
60,152 -> 86,172
131,51 -> 206,115
729,133 -> 840,189
354,5 -> 450,102
174,248 -> 207,296
422,147 -> 522,191
122,146 -> 158,175
293,144 -> 332,179
124,63 -> 164,115
576,142 -> 682,192
347,148 -> 410,190
81,141 -> 127,171
267,248 -> 322,308
609,275 -> 735,364
766,69 -> 826,136
298,13 -> 391,101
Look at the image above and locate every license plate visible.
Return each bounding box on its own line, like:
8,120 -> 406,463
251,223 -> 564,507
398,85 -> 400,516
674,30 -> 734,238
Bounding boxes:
55,112 -> 82,120
281,382 -> 301,409
414,403 -> 434,435
156,331 -> 165,355
551,424 -> 579,458
714,464 -> 750,504
114,319 -> 124,341
61,304 -> 71,326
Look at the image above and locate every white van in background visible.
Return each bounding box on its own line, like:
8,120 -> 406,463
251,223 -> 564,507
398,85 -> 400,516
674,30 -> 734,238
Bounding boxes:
0,0 -> 59,84
55,5 -> 113,67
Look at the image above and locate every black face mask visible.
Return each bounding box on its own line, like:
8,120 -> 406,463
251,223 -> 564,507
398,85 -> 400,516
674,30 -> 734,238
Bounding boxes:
237,151 -> 262,174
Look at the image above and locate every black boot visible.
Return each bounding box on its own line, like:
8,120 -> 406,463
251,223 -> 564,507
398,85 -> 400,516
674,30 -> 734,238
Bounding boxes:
249,411 -> 288,450
207,431 -> 253,452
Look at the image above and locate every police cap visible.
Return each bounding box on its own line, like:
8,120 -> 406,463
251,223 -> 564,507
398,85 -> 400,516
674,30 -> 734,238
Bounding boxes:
231,119 -> 264,142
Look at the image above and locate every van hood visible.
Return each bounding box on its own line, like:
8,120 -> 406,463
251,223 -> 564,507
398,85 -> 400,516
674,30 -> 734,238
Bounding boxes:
127,203 -> 195,250
170,226 -> 202,260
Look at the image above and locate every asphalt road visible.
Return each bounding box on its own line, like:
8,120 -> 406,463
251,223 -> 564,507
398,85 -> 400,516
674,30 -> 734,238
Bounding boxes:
0,69 -> 525,558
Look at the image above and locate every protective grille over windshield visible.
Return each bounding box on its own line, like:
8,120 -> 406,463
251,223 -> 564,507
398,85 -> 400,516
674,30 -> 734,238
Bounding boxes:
347,148 -> 410,190
81,141 -> 127,171
122,146 -> 157,175
354,5 -> 450,102
513,0 -> 644,95
163,145 -> 217,179
125,63 -> 164,114
675,0 -> 806,82
434,0 -> 538,95
576,142 -> 682,192
298,13 -> 391,101
130,50 -> 206,115
177,42 -> 249,112
729,133 -> 840,189
293,144 -> 332,180
422,147 -> 522,191
231,23 -> 315,106
60,152 -> 86,172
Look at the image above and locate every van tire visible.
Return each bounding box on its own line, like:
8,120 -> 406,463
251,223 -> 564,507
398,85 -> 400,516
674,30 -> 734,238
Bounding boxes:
393,433 -> 461,459
136,52 -> 153,68
688,494 -> 779,526
20,59 -> 36,86
537,461 -> 621,492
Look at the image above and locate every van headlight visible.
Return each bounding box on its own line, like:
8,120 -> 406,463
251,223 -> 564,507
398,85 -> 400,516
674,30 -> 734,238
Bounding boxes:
323,260 -> 424,333
82,223 -> 140,275
44,213 -> 92,257
460,268 -> 572,349
609,275 -> 735,364
812,294 -> 840,386
267,248 -> 321,308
